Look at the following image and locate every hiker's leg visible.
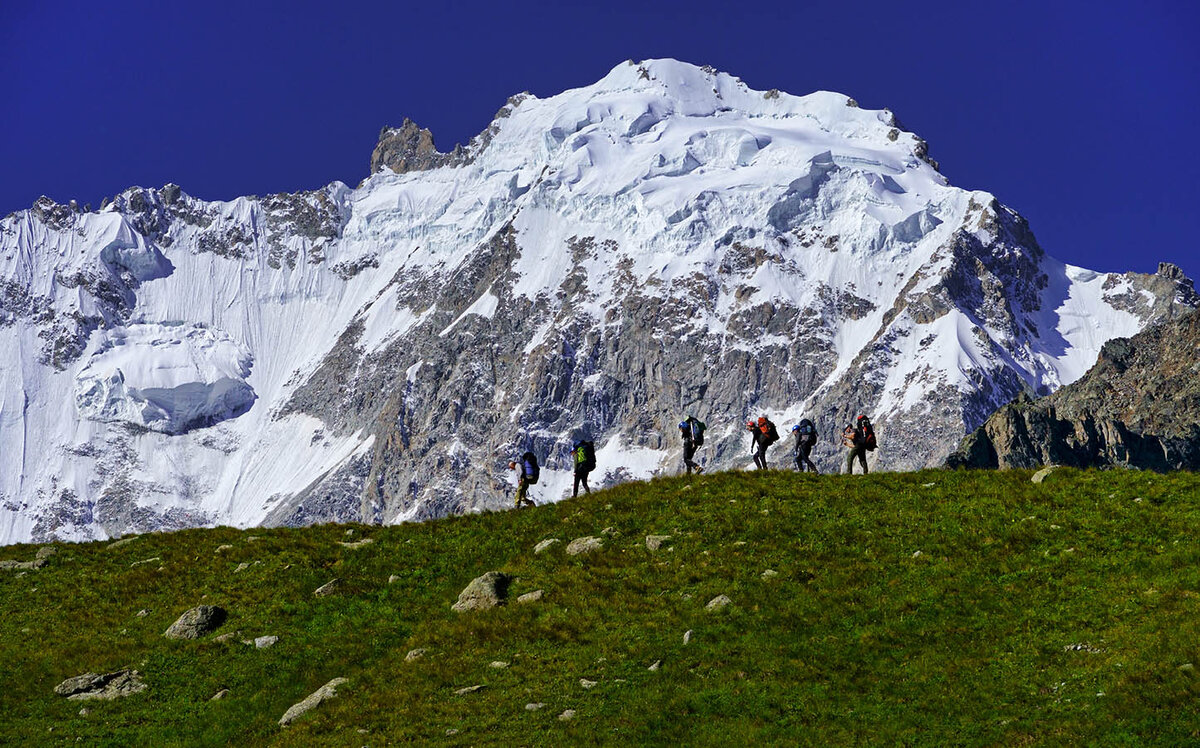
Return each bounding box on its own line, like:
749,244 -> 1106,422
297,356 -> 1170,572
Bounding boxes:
845,449 -> 855,474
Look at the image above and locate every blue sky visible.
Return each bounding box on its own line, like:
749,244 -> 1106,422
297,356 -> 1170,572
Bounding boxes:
2,0 -> 1196,279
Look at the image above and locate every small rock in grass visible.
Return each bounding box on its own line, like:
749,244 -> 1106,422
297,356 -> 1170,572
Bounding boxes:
683,630 -> 693,645
210,689 -> 229,700
645,535 -> 671,551
313,578 -> 342,598
36,546 -> 57,560
517,589 -> 544,604
1179,663 -> 1195,674
246,535 -> 262,542
534,538 -> 560,554
490,661 -> 509,669
234,562 -> 250,573
761,569 -> 778,580
214,631 -> 241,643
580,679 -> 597,689
338,538 -> 374,549
1031,466 -> 1060,484
705,595 -> 732,611
164,605 -> 227,639
107,537 -> 138,550
525,702 -> 545,711
446,728 -> 459,736
78,708 -> 88,716
648,660 -> 661,671
215,545 -> 233,553
135,609 -> 150,618
455,685 -> 484,695
388,575 -> 400,584
912,550 -> 923,558
254,635 -> 278,649
278,677 -> 348,726
405,648 -> 427,662
566,536 -> 602,555
558,710 -> 576,721
0,558 -> 46,570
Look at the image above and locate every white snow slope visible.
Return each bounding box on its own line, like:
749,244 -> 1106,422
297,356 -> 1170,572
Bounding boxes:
1,59 -> 1193,544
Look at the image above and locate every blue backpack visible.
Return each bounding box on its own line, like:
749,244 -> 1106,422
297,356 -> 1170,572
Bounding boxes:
521,451 -> 540,484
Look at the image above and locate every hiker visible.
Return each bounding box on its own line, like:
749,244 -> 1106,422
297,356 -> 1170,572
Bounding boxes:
572,439 -> 596,497
792,419 -> 818,473
749,415 -> 779,470
679,416 -> 706,474
509,451 -> 539,507
842,414 -> 876,474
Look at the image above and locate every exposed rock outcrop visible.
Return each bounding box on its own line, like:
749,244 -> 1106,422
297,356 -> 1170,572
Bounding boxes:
55,669 -> 147,700
370,119 -> 468,175
948,307 -> 1200,470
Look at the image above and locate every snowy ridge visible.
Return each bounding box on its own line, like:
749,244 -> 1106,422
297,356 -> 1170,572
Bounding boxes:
1,59 -> 1194,544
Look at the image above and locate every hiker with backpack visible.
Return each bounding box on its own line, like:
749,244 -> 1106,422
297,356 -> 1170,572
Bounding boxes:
748,415 -> 779,470
679,416 -> 706,475
572,439 -> 596,496
792,419 -> 818,473
508,451 -> 539,507
842,414 -> 876,474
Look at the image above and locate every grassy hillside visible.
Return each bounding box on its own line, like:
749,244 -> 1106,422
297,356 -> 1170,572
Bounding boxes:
2,468 -> 1199,745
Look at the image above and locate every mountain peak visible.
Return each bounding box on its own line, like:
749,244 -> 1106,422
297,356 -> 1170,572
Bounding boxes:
3,61 -> 1195,545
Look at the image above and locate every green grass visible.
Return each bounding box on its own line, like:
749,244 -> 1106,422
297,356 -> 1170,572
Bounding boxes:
2,468 -> 1200,746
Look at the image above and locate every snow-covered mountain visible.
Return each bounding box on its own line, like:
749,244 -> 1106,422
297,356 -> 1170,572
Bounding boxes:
2,59 -> 1195,544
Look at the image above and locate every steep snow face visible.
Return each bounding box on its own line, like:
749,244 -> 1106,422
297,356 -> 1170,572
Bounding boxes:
1,59 -> 1195,544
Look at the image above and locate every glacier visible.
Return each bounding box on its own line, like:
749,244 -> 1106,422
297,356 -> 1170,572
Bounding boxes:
1,59 -> 1195,544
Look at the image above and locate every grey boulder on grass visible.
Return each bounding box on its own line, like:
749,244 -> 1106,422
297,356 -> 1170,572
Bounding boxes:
164,605 -> 227,639
451,571 -> 511,612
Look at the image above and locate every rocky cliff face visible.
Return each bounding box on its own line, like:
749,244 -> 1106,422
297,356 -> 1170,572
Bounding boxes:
2,59 -> 1196,544
948,297 -> 1200,471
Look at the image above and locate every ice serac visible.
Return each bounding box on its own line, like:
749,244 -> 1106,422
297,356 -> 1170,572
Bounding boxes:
75,323 -> 255,434
1,58 -> 1196,544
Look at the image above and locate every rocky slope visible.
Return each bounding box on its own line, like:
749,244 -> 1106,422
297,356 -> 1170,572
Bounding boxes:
947,302 -> 1200,470
2,59 -> 1196,543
